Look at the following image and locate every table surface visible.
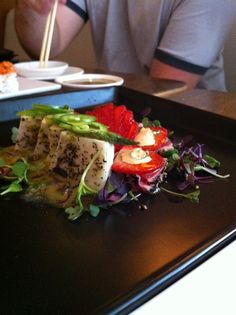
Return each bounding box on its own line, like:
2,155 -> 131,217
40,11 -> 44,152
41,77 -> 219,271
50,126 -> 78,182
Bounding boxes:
103,71 -> 236,120
162,88 -> 236,120
119,74 -> 187,97
88,68 -> 188,97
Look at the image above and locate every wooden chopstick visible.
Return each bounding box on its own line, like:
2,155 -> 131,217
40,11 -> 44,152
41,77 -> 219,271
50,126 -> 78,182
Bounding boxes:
39,0 -> 59,68
39,11 -> 52,68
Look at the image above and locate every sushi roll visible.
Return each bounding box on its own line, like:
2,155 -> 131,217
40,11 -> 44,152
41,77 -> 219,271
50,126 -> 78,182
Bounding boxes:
0,61 -> 19,93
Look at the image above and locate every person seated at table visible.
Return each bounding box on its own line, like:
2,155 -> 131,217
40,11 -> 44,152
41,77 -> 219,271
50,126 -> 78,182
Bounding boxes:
15,0 -> 236,91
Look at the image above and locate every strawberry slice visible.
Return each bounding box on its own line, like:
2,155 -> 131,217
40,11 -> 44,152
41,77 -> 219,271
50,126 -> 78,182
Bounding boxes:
127,121 -> 139,140
86,103 -> 114,128
113,105 -> 126,134
135,126 -> 168,151
86,103 -> 139,150
112,146 -> 166,175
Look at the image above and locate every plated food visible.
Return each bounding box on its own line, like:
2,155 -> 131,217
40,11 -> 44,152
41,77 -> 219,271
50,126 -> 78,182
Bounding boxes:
0,103 -> 229,221
0,61 -> 19,94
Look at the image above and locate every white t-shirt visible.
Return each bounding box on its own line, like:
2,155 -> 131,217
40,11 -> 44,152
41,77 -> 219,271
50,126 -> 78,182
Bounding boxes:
67,0 -> 236,91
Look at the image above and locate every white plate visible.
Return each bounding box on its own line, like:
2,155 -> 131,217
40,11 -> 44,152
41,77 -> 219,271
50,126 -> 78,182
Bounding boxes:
14,61 -> 68,79
55,73 -> 124,89
0,77 -> 61,100
26,66 -> 84,81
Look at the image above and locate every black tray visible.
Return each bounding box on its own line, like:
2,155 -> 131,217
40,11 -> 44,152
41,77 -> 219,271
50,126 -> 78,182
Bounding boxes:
0,87 -> 235,315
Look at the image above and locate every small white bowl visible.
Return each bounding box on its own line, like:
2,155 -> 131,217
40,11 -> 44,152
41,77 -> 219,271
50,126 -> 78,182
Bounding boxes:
55,73 -> 124,89
14,61 -> 68,79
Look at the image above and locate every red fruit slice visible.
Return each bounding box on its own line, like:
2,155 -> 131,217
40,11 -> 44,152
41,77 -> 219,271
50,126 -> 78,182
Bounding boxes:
86,103 -> 139,150
86,103 -> 114,128
136,127 -> 168,151
112,146 -> 165,175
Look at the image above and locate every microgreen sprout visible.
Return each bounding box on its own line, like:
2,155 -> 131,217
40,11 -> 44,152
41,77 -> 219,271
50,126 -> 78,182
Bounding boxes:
65,151 -> 101,220
194,165 -> 230,179
142,117 -> 161,127
0,158 -> 29,196
161,186 -> 200,203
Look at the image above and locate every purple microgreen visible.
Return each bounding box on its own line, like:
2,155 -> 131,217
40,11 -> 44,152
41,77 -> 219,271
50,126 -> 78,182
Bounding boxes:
194,165 -> 230,179
177,180 -> 191,191
107,193 -> 128,205
96,172 -> 129,205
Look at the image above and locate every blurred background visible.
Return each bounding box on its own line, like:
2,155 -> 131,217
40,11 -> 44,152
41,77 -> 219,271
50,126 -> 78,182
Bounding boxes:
1,1 -> 236,92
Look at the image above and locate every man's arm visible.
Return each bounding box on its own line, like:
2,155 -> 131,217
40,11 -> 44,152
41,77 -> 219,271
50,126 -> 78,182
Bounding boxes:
149,59 -> 201,90
149,0 -> 236,90
15,0 -> 85,59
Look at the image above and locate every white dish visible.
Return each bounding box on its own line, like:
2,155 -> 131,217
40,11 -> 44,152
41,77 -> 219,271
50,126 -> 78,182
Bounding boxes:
26,66 -> 84,81
0,77 -> 61,100
14,61 -> 68,79
55,73 -> 124,89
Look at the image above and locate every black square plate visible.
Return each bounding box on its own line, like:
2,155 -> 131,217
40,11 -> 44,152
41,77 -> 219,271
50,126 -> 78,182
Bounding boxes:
0,87 -> 235,314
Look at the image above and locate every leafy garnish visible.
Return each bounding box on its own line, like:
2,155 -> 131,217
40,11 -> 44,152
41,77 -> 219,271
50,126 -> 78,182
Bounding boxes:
0,158 -> 29,195
194,165 -> 230,179
161,149 -> 180,172
0,181 -> 23,196
65,151 -> 101,220
161,186 -> 200,203
142,117 -> 161,127
12,160 -> 29,183
95,172 -> 130,207
203,154 -> 221,168
0,158 -> 5,167
89,204 -> 100,217
162,142 -> 230,192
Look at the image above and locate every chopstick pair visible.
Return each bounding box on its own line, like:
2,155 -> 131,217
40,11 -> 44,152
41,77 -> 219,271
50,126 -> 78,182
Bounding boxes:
39,0 -> 59,68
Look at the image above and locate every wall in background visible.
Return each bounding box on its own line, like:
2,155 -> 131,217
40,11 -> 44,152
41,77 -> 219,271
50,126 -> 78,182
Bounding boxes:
0,0 -> 16,48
